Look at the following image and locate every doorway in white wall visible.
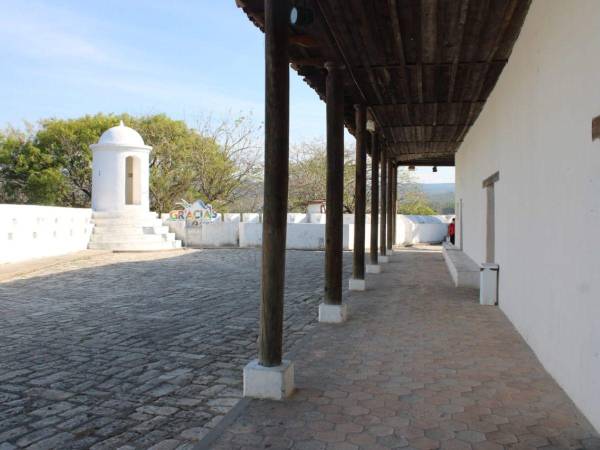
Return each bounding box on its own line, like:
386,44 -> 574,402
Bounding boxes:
125,156 -> 141,205
482,171 -> 499,263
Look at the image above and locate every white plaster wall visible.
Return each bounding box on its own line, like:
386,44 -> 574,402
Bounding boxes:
223,213 -> 241,223
239,223 -> 352,250
308,213 -> 326,224
0,205 -> 93,264
162,220 -> 238,247
287,213 -> 308,223
163,213 -> 449,250
455,0 -> 600,430
184,223 -> 239,247
394,216 -> 448,246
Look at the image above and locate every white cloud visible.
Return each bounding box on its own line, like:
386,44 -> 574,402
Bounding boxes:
0,1 -> 114,65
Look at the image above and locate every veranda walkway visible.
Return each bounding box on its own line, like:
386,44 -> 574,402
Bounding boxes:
211,247 -> 599,450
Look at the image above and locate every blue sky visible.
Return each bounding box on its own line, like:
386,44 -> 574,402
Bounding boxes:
0,0 -> 454,183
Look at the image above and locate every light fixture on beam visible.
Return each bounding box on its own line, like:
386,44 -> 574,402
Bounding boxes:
408,165 -> 415,171
290,6 -> 314,27
433,166 -> 438,173
366,119 -> 376,132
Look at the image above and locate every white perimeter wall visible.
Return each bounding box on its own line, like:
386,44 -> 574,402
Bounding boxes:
455,0 -> 600,429
0,205 -> 93,264
163,215 -> 449,249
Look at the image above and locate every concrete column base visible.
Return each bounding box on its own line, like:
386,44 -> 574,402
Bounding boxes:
243,359 -> 294,400
366,264 -> 381,274
349,278 -> 366,291
318,303 -> 347,323
379,255 -> 390,263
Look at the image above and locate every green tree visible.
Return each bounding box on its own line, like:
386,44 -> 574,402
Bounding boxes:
0,128 -> 67,205
396,191 -> 437,215
395,169 -> 437,215
35,114 -> 119,206
288,140 -> 356,213
190,115 -> 262,212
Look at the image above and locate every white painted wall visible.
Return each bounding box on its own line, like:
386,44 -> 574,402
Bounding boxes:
183,223 -> 239,247
0,205 -> 93,264
455,0 -> 600,430
395,216 -> 449,246
239,223 -> 353,250
164,213 -> 446,250
164,220 -> 238,247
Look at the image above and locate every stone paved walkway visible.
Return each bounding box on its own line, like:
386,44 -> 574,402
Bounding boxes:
213,247 -> 599,450
0,249 -> 350,450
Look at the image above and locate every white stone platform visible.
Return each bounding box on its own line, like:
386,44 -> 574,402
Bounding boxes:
441,242 -> 480,288
88,211 -> 181,251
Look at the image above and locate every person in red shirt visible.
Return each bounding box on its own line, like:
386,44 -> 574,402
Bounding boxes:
448,218 -> 456,245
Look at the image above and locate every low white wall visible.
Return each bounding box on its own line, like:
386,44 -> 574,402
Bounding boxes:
455,0 -> 600,429
287,213 -> 308,223
240,223 -> 352,250
184,223 -> 238,247
163,220 -> 238,247
0,204 -> 93,264
308,213 -> 326,224
395,216 -> 448,246
165,214 -> 448,251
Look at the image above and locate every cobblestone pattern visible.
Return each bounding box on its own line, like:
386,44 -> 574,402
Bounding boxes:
213,248 -> 600,450
0,249 -> 350,449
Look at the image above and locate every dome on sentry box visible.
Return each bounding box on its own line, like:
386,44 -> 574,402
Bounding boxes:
96,120 -> 147,147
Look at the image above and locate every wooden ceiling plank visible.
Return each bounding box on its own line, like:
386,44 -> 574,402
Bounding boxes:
447,0 -> 471,104
387,0 -> 413,109
421,0 -> 438,64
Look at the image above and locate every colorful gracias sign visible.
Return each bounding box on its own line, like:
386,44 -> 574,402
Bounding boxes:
169,199 -> 218,225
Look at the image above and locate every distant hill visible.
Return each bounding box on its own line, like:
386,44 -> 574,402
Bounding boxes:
419,183 -> 455,214
419,183 -> 455,197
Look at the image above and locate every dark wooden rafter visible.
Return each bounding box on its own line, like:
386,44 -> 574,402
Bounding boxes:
236,0 -> 531,166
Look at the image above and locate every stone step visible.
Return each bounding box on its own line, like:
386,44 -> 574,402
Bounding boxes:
92,225 -> 170,235
91,217 -> 163,227
92,211 -> 159,220
88,240 -> 181,251
89,233 -> 176,244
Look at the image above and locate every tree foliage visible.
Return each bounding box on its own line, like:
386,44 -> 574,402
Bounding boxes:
396,175 -> 437,215
0,127 -> 67,205
288,140 -> 356,213
0,113 -> 261,212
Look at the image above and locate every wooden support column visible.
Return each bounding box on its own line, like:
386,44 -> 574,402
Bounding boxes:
386,160 -> 394,251
324,61 -> 344,306
369,133 -> 380,265
380,149 -> 387,257
351,104 -> 367,283
258,0 -> 289,368
392,165 -> 397,246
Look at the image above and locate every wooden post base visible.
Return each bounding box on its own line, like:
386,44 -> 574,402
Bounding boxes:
349,278 -> 366,291
243,359 -> 295,400
318,303 -> 347,323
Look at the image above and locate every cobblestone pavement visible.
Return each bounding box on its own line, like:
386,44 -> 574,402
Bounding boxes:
213,247 -> 600,450
0,249 -> 350,450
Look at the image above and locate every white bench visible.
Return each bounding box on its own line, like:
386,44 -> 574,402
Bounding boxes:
442,243 -> 480,288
